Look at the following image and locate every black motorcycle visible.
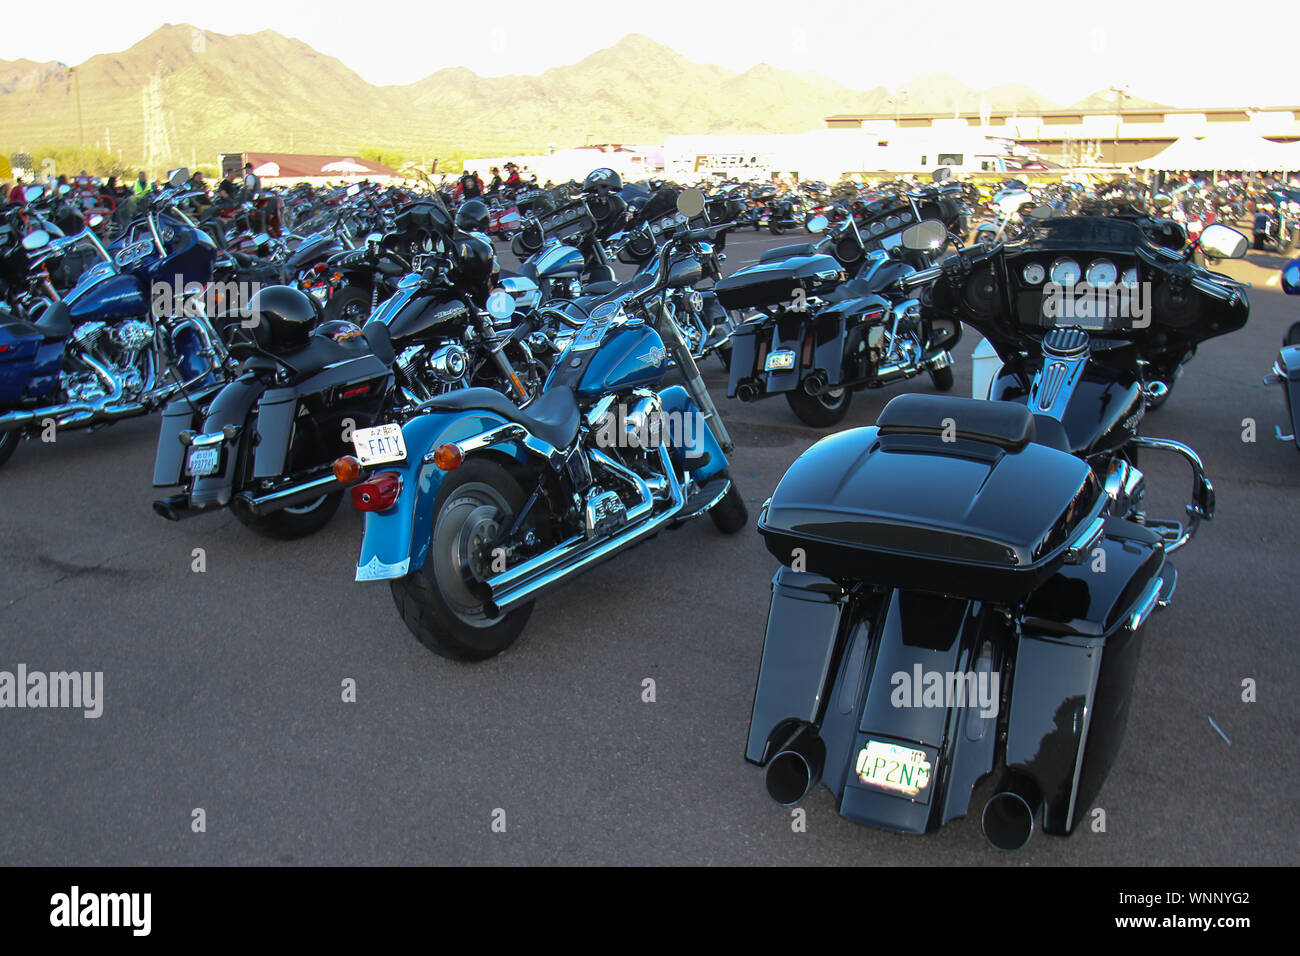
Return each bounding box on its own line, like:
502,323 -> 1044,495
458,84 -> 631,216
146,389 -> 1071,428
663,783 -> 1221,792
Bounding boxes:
718,175 -> 968,426
744,216 -> 1250,849
151,203 -> 543,538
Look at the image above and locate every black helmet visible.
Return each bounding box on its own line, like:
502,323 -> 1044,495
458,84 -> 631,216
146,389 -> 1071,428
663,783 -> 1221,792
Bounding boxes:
244,286 -> 316,353
455,198 -> 489,233
583,167 -> 622,194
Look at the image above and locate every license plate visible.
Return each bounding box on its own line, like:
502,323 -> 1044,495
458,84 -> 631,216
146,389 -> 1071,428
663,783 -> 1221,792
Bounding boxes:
855,740 -> 933,797
186,446 -> 220,477
352,423 -> 406,466
765,349 -> 796,372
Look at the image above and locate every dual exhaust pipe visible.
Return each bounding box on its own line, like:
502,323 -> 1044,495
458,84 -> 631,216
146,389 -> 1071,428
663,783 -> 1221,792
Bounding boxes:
762,725 -> 1043,851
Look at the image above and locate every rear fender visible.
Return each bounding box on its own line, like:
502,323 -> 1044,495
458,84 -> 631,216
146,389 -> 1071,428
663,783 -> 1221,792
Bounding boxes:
355,410 -> 528,581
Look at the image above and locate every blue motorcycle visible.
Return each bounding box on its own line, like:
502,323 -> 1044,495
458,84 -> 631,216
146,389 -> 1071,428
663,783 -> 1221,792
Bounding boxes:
0,169 -> 230,469
334,190 -> 748,660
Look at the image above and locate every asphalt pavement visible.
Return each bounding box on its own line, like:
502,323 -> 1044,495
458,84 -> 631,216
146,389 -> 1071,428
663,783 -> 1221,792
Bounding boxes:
1,227 -> 1296,866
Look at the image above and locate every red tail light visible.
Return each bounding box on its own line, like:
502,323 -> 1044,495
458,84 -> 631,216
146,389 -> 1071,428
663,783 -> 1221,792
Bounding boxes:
350,471 -> 402,512
313,262 -> 329,274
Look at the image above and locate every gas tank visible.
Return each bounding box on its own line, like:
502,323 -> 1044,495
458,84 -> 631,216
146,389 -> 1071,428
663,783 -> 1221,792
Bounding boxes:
66,270 -> 148,321
376,277 -> 470,342
576,324 -> 667,398
533,242 -> 585,279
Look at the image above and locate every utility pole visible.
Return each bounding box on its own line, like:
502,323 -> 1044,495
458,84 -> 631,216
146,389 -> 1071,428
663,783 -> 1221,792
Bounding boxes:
1109,85 -> 1128,167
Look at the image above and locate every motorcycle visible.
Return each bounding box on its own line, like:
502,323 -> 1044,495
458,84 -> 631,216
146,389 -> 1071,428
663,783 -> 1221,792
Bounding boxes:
744,216 -> 1250,849
719,173 -> 968,427
1252,188 -> 1299,252
1264,256 -> 1300,448
333,190 -> 748,661
150,200 -> 544,538
0,169 -> 230,470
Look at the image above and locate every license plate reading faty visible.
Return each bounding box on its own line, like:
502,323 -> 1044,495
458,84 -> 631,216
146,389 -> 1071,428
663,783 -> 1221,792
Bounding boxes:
352,423 -> 406,465
186,446 -> 220,477
765,349 -> 796,372
855,740 -> 932,796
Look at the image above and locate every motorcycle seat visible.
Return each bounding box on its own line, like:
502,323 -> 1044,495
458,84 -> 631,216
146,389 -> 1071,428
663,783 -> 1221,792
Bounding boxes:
878,393 -> 1035,450
759,242 -> 821,263
33,301 -> 73,342
417,385 -> 579,450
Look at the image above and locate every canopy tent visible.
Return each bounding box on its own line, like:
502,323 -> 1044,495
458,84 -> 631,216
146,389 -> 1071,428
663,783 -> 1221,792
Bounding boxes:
1137,132 -> 1298,172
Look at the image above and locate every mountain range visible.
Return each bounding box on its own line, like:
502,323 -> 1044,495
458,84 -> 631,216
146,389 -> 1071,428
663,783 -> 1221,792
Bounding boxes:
0,26 -> 1164,171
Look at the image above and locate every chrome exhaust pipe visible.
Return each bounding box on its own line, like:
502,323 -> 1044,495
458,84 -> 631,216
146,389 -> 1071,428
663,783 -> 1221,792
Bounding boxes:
484,446 -> 684,614
765,725 -> 826,806
235,473 -> 340,517
981,773 -> 1042,851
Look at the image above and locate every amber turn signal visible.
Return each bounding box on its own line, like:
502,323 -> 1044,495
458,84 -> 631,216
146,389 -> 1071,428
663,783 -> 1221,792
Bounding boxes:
432,443 -> 463,470
333,455 -> 362,484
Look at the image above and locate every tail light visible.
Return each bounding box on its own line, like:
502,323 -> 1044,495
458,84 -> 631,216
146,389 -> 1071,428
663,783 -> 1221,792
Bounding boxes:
350,471 -> 402,512
313,262 -> 329,274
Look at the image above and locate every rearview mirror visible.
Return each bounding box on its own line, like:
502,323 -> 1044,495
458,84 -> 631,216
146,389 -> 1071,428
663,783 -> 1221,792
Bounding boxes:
899,219 -> 946,252
346,184 -> 362,197
676,188 -> 706,219
169,168 -> 189,188
24,185 -> 45,202
1152,194 -> 1173,210
932,166 -> 953,183
1198,223 -> 1248,260
58,184 -> 72,196
806,215 -> 829,234
1028,204 -> 1055,221
486,289 -> 516,321
21,229 -> 51,251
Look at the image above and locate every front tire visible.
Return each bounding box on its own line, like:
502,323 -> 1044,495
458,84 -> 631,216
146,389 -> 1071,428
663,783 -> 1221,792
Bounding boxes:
786,382 -> 852,427
709,471 -> 748,533
390,459 -> 533,661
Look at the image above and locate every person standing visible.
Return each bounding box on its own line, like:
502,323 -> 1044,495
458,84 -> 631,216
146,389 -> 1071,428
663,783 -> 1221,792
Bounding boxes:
133,170 -> 149,197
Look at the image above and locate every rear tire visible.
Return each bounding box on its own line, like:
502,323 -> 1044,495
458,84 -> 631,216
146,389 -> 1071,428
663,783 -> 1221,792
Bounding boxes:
0,431 -> 19,469
390,459 -> 533,661
770,221 -> 786,235
786,382 -> 852,427
930,363 -> 955,392
709,471 -> 748,534
236,491 -> 343,540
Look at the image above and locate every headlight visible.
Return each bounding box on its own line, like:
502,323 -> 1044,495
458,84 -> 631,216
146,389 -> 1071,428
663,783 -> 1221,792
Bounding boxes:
1086,259 -> 1118,288
1023,263 -> 1046,284
1121,267 -> 1139,290
1049,257 -> 1081,287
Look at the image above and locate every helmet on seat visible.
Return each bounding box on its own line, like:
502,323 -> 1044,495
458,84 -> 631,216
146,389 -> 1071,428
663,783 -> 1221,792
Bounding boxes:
244,285 -> 317,353
455,198 -> 489,234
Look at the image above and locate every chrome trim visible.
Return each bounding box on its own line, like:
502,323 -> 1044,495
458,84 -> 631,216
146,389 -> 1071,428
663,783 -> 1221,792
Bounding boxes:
1129,576 -> 1163,631
1128,435 -> 1214,552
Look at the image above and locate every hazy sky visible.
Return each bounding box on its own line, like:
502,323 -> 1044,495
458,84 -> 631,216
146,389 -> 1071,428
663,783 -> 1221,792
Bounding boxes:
0,0 -> 1289,108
